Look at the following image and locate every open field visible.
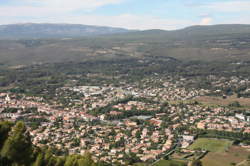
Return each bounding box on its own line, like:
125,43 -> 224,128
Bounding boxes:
188,138 -> 233,152
238,160 -> 250,166
195,95 -> 250,108
154,160 -> 187,166
201,146 -> 250,166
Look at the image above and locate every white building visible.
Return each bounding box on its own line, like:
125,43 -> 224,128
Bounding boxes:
235,113 -> 245,121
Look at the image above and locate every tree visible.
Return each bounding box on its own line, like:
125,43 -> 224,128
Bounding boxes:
55,157 -> 65,166
33,153 -> 43,166
248,155 -> 250,161
124,152 -> 141,165
191,160 -> 202,166
1,121 -> 34,165
228,101 -> 241,107
64,155 -> 77,166
78,152 -> 95,166
0,121 -> 13,149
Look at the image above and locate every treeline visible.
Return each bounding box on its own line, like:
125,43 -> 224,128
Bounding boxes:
0,121 -> 108,166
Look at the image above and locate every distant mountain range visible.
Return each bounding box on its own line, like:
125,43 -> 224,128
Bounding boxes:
0,23 -> 133,39
1,23 -> 250,66
108,24 -> 250,41
1,23 -> 250,39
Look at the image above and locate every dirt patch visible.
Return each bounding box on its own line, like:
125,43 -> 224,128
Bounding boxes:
202,146 -> 250,166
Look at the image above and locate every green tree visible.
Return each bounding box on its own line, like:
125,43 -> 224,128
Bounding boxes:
55,157 -> 65,166
78,152 -> 95,166
33,153 -> 43,166
1,121 -> 33,165
228,101 -> 241,107
191,160 -> 202,166
0,121 -> 13,149
64,155 -> 77,166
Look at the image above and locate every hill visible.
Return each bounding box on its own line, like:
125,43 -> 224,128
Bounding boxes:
0,23 -> 133,39
1,24 -> 250,66
104,24 -> 250,41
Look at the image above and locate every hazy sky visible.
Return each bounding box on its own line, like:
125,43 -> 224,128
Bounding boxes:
0,0 -> 250,30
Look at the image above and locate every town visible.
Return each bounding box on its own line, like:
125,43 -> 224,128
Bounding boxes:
1,75 -> 250,165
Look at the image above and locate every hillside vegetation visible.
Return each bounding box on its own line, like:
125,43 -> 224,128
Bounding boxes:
1,24 -> 250,66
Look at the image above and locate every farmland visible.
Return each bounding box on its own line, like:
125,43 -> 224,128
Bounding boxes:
196,95 -> 250,108
202,146 -> 250,166
188,138 -> 232,152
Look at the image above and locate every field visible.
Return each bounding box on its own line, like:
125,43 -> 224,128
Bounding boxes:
196,95 -> 250,108
201,146 -> 250,166
238,160 -> 250,166
153,160 -> 187,166
188,138 -> 233,152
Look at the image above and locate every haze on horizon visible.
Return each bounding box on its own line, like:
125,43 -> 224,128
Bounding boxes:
0,0 -> 250,30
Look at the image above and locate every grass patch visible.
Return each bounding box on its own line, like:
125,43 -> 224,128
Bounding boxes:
188,138 -> 232,153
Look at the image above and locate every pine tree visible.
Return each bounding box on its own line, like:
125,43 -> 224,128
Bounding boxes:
190,159 -> 202,166
0,121 -> 13,149
78,152 -> 95,166
55,157 -> 65,166
64,155 -> 77,166
33,153 -> 43,166
1,121 -> 33,165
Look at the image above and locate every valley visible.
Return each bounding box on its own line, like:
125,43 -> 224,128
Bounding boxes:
1,24 -> 250,166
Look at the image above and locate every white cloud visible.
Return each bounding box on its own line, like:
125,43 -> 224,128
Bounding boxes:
38,0 -> 123,11
1,0 -> 250,30
0,0 -> 123,17
0,0 -> 197,30
200,17 -> 213,25
204,1 -> 250,12
0,6 -> 59,17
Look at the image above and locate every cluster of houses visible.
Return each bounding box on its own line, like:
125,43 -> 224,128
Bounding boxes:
1,76 -> 250,165
30,120 -> 176,164
196,110 -> 250,133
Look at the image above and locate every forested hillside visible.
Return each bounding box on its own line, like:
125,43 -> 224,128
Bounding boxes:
1,24 -> 250,66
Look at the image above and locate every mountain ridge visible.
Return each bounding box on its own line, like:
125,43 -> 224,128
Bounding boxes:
0,23 -> 134,39
1,23 -> 250,39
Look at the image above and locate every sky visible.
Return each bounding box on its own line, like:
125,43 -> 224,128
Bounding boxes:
0,0 -> 250,30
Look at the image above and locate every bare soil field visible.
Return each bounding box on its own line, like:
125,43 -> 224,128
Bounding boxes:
201,146 -> 250,166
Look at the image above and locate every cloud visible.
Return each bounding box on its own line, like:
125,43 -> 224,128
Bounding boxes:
203,1 -> 250,12
0,0 -> 196,30
0,0 -> 124,17
1,0 -> 250,30
200,17 -> 213,25
0,0 -> 197,30
37,0 -> 123,11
